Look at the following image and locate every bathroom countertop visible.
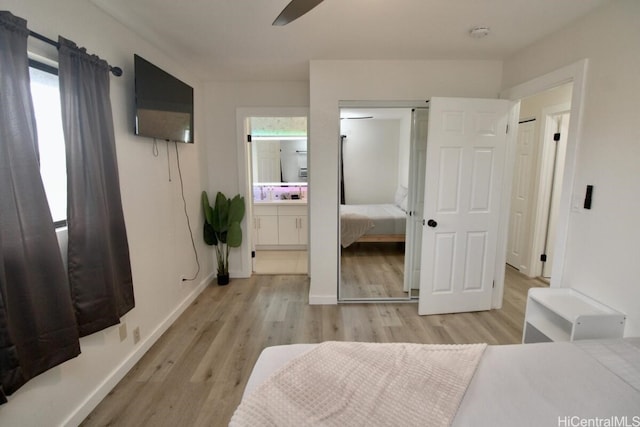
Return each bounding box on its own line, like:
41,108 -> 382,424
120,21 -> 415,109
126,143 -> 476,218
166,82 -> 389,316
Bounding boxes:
253,199 -> 307,205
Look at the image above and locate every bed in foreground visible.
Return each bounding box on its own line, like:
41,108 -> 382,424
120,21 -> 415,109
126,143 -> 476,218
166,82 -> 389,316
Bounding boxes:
230,339 -> 640,426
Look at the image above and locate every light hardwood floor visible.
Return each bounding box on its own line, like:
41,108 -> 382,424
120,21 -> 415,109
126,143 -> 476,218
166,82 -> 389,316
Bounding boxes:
81,266 -> 546,427
341,242 -> 407,299
254,250 -> 308,274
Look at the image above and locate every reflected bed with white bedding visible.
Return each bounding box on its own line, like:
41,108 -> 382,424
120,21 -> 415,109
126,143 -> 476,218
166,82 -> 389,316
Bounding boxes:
340,204 -> 406,247
231,339 -> 640,427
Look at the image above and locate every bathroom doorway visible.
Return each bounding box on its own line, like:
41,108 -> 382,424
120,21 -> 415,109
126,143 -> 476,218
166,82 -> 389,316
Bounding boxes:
245,114 -> 309,275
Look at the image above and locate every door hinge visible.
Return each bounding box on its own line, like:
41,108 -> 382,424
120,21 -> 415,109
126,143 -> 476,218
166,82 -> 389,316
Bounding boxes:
492,280 -> 495,288
247,134 -> 252,142
506,124 -> 509,134
251,250 -> 256,258
540,254 -> 547,262
553,132 -> 561,142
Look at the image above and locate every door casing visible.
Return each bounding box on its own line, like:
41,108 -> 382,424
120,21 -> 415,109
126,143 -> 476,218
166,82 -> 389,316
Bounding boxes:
501,59 -> 588,292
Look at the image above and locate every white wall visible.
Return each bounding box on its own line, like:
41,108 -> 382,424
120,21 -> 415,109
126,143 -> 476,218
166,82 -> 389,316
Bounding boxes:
340,119 -> 401,204
502,0 -> 640,336
519,83 -> 573,121
397,111 -> 412,188
0,1 -> 213,425
203,82 -> 309,277
280,139 -> 308,183
309,60 -> 504,303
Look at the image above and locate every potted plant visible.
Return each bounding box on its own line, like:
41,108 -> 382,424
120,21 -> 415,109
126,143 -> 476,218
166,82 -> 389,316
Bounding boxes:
202,191 -> 245,285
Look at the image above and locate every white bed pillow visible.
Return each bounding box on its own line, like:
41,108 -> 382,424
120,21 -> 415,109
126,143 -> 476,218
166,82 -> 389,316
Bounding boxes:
400,194 -> 408,212
395,185 -> 408,212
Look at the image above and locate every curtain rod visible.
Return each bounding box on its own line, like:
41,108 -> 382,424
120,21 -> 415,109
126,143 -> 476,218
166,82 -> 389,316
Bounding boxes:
28,30 -> 123,77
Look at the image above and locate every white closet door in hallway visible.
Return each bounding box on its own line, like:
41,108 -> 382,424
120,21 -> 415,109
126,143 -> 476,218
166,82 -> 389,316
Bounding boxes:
507,120 -> 537,272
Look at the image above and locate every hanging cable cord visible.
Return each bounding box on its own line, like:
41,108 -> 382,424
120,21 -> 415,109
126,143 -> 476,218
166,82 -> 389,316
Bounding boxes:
151,140 -> 172,182
152,138 -> 159,157
174,141 -> 200,282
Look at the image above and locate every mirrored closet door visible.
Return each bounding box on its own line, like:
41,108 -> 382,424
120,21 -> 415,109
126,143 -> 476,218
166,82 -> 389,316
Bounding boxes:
338,105 -> 428,301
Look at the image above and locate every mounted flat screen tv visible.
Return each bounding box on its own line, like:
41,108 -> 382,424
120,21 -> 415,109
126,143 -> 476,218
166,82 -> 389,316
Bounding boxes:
134,54 -> 194,143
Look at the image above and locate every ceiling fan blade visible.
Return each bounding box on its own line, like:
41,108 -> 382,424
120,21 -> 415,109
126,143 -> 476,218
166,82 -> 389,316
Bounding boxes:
273,0 -> 324,26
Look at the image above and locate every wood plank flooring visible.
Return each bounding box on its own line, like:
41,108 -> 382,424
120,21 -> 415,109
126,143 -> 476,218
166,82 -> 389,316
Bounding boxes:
254,250 -> 308,274
81,266 -> 546,427
341,242 -> 406,298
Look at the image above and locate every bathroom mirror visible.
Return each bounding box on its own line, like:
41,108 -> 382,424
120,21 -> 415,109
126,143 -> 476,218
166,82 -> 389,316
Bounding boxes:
250,116 -> 307,184
251,137 -> 307,184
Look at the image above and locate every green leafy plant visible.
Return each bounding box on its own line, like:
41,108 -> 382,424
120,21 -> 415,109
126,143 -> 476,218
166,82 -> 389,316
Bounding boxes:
202,191 -> 246,279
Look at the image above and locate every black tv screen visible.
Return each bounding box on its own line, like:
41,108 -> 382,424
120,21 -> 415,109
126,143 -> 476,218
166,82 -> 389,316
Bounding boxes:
134,54 -> 194,143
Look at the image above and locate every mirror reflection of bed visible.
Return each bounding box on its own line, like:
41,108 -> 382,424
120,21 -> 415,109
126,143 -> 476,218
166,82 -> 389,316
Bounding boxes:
339,107 -> 422,300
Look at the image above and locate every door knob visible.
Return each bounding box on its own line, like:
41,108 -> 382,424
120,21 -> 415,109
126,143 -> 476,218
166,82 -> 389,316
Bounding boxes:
427,219 -> 438,228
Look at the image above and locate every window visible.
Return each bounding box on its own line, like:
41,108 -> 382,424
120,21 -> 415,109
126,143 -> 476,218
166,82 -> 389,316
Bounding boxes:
29,60 -> 67,226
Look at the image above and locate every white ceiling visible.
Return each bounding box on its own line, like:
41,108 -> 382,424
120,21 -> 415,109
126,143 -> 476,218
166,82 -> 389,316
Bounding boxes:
91,0 -> 609,81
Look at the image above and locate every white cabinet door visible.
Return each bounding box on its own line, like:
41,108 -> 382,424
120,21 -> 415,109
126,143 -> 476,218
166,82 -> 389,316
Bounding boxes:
255,215 -> 279,245
277,205 -> 308,245
298,215 -> 308,245
256,215 -> 279,245
254,205 -> 279,245
278,215 -> 299,245
419,97 -> 512,315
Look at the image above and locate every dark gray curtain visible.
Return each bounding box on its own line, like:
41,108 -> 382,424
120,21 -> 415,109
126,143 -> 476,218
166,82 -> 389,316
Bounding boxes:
58,37 -> 134,337
0,12 -> 80,402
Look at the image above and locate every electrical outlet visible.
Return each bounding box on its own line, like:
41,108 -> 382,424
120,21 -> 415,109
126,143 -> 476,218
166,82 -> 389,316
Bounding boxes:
118,323 -> 127,342
133,327 -> 141,344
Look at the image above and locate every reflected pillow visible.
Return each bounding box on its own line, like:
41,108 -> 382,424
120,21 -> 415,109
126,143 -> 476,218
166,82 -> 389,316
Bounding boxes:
400,194 -> 408,212
395,185 -> 408,212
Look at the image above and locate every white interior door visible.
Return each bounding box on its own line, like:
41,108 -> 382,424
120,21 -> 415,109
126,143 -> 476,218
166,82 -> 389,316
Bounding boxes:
419,97 -> 511,315
403,108 -> 429,293
542,113 -> 570,278
247,135 -> 257,272
506,120 -> 536,271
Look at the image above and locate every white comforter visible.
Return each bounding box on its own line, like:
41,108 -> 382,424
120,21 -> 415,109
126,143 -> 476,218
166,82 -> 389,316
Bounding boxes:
236,339 -> 640,426
230,341 -> 487,427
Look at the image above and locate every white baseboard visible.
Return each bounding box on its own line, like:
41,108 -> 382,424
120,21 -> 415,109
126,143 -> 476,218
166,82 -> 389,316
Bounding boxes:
308,294 -> 337,305
62,272 -> 214,427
